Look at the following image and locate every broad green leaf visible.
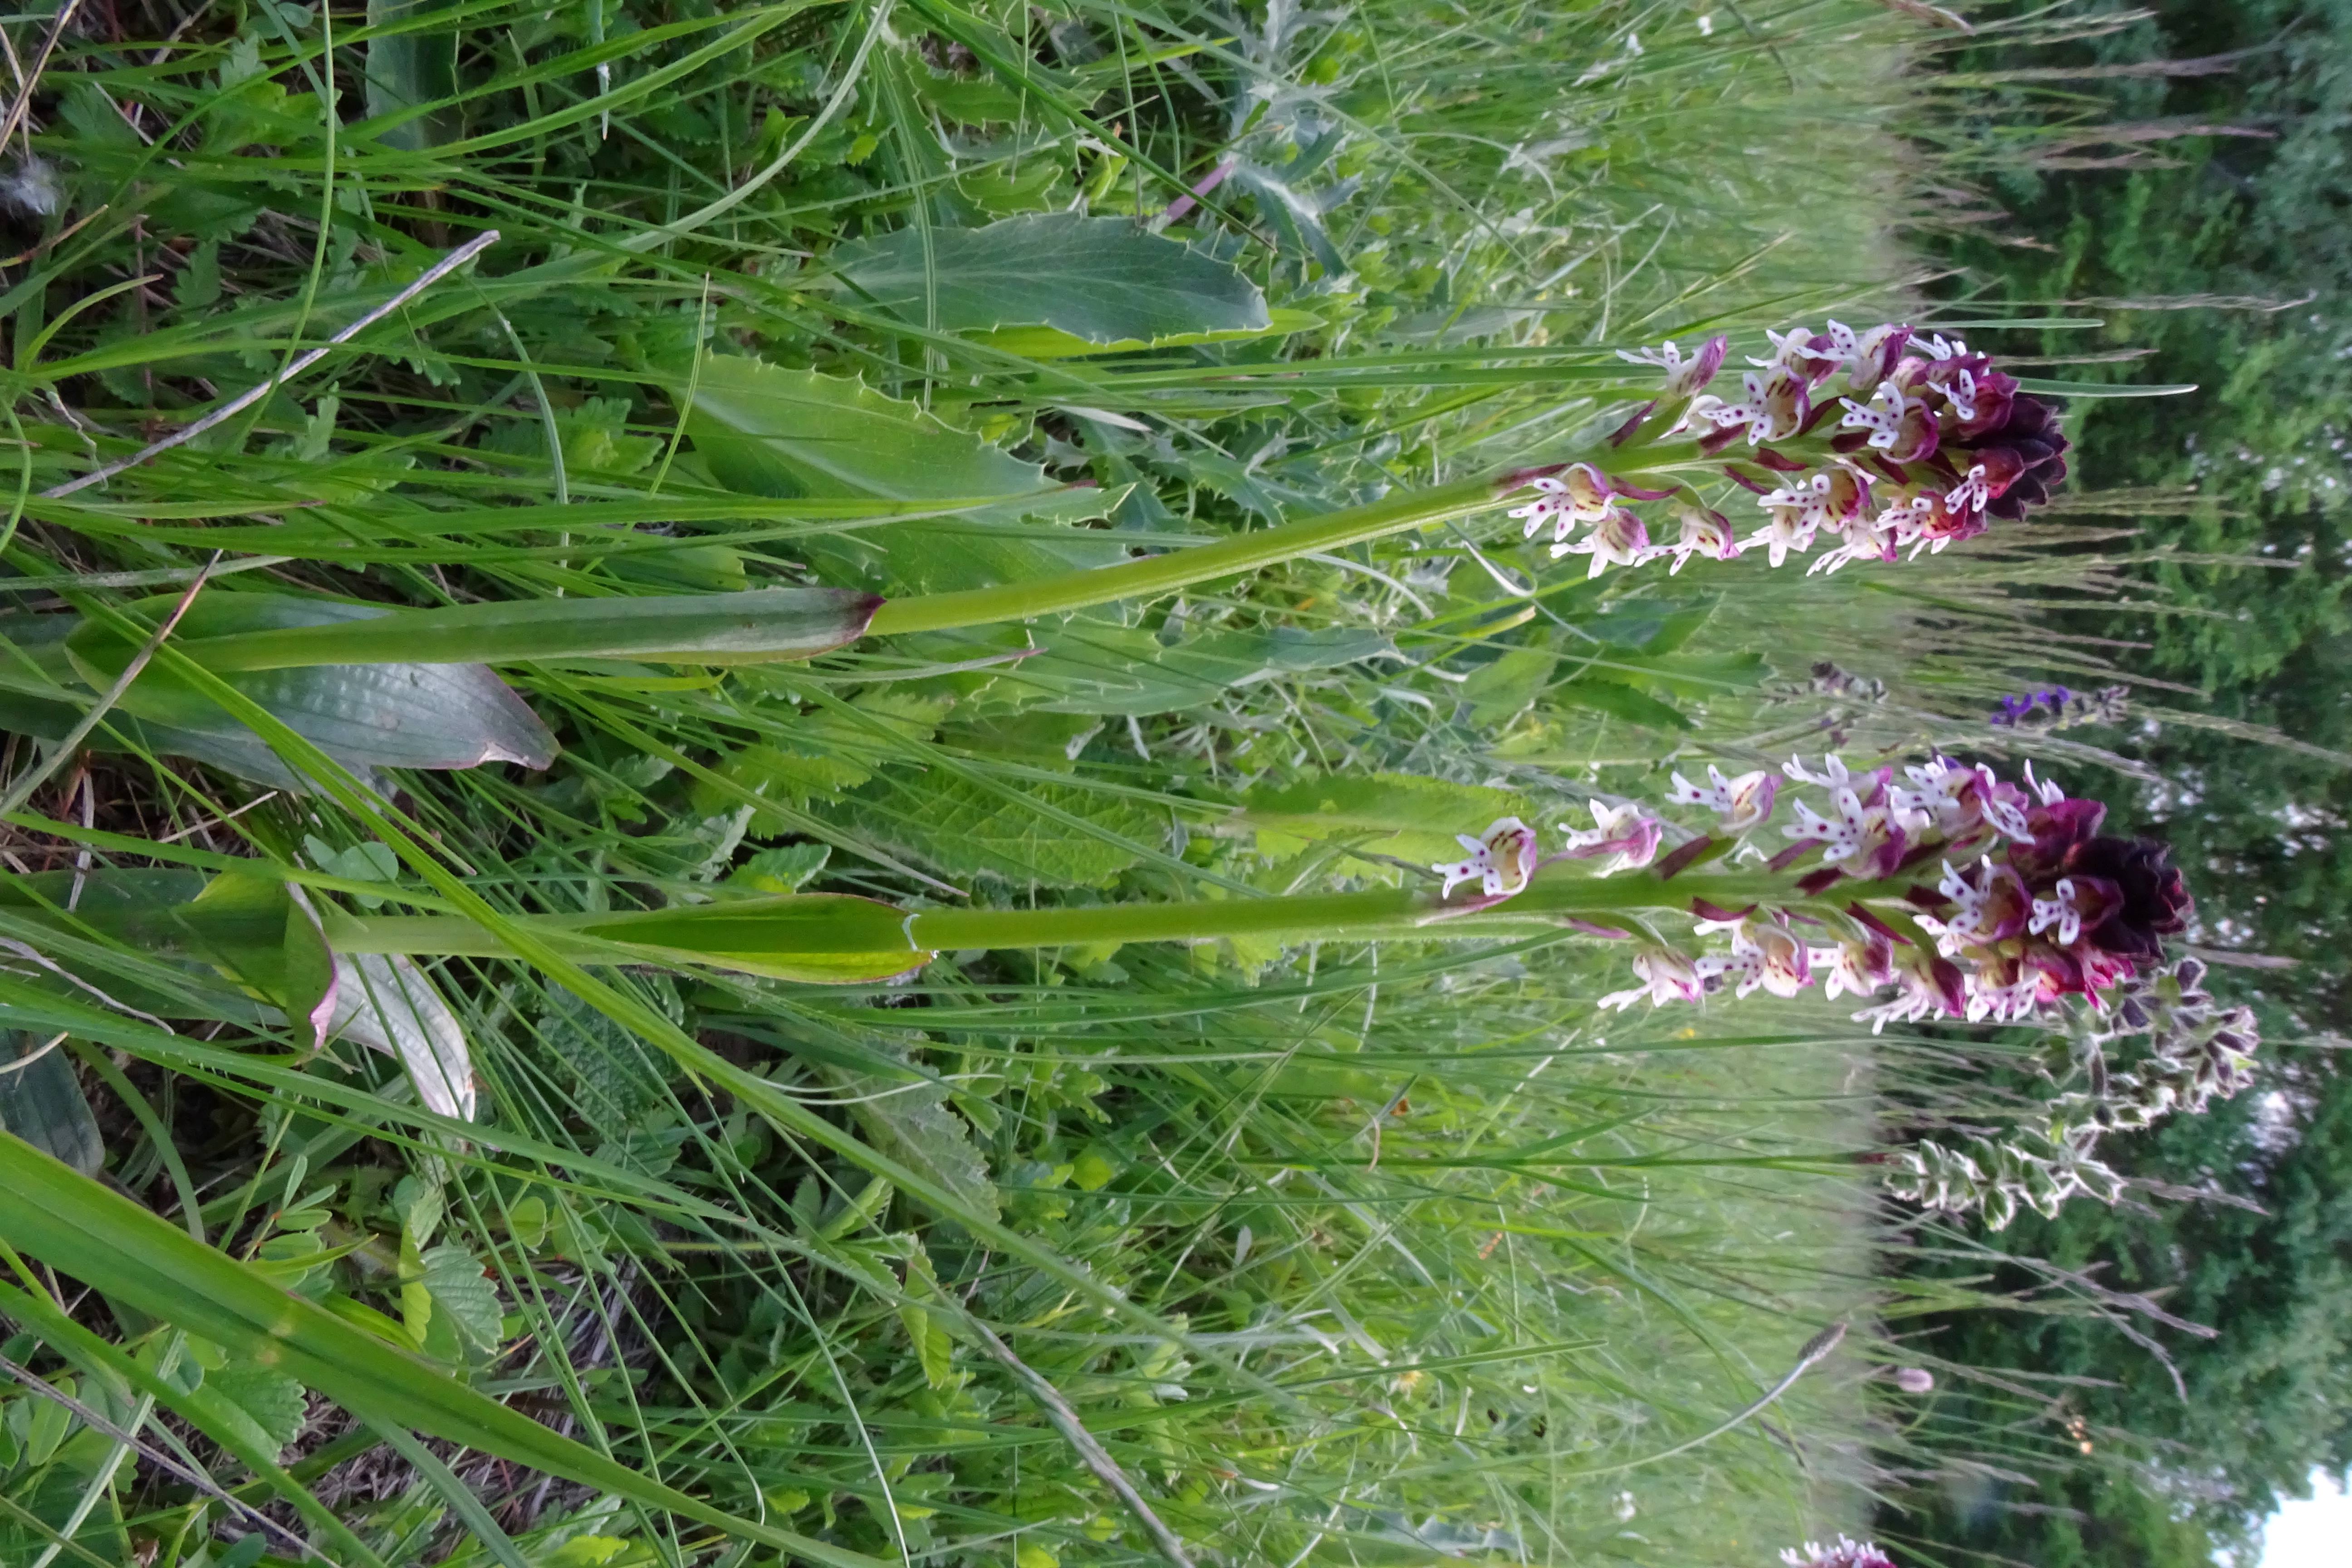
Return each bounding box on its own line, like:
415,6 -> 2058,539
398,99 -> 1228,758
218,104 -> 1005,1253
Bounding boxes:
100,585 -> 882,672
1461,647 -> 1556,726
834,212 -> 1270,344
365,0 -> 461,151
0,1036 -> 101,1177
1605,650 -> 1771,700
686,356 -> 1049,502
0,613 -> 345,789
970,307 -> 1320,359
0,1132 -> 891,1568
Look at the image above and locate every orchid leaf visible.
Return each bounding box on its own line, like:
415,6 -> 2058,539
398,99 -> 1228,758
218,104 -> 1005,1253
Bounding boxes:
63,596 -> 559,771
183,870 -> 338,1047
86,586 -> 882,673
579,893 -> 932,984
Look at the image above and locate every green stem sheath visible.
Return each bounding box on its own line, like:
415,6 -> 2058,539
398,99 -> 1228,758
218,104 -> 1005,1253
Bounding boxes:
865,474 -> 1509,636
322,868 -> 1814,965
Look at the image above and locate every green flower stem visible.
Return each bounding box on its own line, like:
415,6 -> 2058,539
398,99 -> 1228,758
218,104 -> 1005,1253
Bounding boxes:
323,868 -> 1798,965
864,474 -> 1509,637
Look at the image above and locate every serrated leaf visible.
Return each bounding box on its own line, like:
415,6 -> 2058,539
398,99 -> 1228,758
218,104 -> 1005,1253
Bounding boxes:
535,987 -> 674,1123
898,1303 -> 957,1389
732,844 -> 831,892
420,1244 -> 504,1352
208,1362 -> 310,1455
827,771 -> 1161,888
835,213 -> 1269,344
687,356 -> 1049,502
696,691 -> 950,814
813,1038 -> 999,1226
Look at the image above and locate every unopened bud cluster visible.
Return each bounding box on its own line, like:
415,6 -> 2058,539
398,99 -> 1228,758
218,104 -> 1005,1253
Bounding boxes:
1507,323 -> 2072,580
1889,958 -> 2259,1230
